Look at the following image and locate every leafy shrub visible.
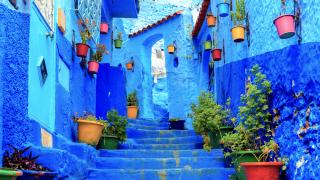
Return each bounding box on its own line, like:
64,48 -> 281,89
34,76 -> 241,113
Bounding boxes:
127,91 -> 138,106
103,109 -> 128,143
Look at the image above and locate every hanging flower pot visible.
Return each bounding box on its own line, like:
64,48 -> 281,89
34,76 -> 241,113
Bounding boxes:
273,14 -> 295,39
217,2 -> 230,17
88,61 -> 100,74
167,44 -> 175,54
231,25 -> 245,42
100,22 -> 109,34
206,13 -> 217,27
76,43 -> 90,58
204,41 -> 212,51
240,162 -> 283,180
212,48 -> 222,61
193,52 -> 199,60
126,62 -> 134,70
114,39 -> 123,49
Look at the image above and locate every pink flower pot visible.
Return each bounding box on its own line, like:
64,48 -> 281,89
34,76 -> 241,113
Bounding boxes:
100,23 -> 109,34
88,61 -> 100,74
273,14 -> 295,39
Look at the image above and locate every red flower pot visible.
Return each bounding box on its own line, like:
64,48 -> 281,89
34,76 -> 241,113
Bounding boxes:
212,49 -> 222,61
100,23 -> 109,34
273,14 -> 295,39
240,162 -> 283,180
88,61 -> 100,74
76,43 -> 90,58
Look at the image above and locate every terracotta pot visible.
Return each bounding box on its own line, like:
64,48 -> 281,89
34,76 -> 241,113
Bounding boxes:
76,43 -> 90,58
231,150 -> 261,180
206,14 -> 217,27
77,120 -> 104,146
231,25 -> 245,42
240,162 -> 283,180
273,14 -> 295,39
212,48 -> 222,61
167,44 -> 175,54
127,106 -> 138,119
88,61 -> 100,74
126,63 -> 133,70
100,22 -> 109,34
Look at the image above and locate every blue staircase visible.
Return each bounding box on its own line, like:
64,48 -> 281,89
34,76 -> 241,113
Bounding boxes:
88,119 -> 235,180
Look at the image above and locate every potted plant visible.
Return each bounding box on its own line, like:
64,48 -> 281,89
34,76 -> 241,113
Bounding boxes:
76,19 -> 91,58
0,169 -> 22,180
211,37 -> 222,61
98,110 -> 128,149
240,140 -> 283,180
273,0 -> 295,39
100,22 -> 109,34
73,112 -> 105,146
126,61 -> 134,70
88,44 -> 109,74
169,118 -> 185,130
206,12 -> 216,27
190,92 -> 233,151
231,0 -> 246,42
204,41 -> 212,51
217,0 -> 230,17
167,44 -> 175,54
221,65 -> 273,179
3,146 -> 57,179
114,32 -> 123,49
127,91 -> 138,119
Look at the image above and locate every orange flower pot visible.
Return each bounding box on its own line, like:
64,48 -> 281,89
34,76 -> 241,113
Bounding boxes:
167,44 -> 175,54
126,63 -> 133,70
77,120 -> 104,146
206,15 -> 217,27
231,25 -> 245,42
240,162 -> 283,180
127,106 -> 138,119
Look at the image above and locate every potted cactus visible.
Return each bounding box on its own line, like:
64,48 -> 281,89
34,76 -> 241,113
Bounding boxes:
100,22 -> 109,34
217,0 -> 230,17
127,91 -> 138,119
167,44 -> 175,54
206,12 -> 217,27
231,0 -> 246,42
273,0 -> 295,39
98,110 -> 128,149
3,146 -> 57,180
88,44 -> 109,74
76,19 -> 91,58
169,118 -> 185,130
73,112 -> 105,146
114,32 -> 123,49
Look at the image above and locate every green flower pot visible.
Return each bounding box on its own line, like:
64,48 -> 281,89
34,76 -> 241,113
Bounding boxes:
98,135 -> 119,149
204,41 -> 212,51
209,126 -> 233,148
230,150 -> 260,180
114,39 -> 123,49
0,169 -> 22,180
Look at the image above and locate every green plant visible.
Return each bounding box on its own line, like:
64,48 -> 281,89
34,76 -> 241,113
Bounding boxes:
103,109 -> 128,143
3,146 -> 50,171
189,92 -> 229,151
127,91 -> 138,106
116,32 -> 122,40
78,19 -> 91,44
73,112 -> 106,124
169,118 -> 181,122
91,44 -> 109,62
231,0 -> 245,26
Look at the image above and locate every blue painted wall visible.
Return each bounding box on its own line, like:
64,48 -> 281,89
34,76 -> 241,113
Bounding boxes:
194,0 -> 320,178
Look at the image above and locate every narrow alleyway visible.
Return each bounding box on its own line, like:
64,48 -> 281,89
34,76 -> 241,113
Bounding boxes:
88,119 -> 234,179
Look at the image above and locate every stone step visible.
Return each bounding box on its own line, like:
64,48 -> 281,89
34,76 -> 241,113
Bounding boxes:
88,168 -> 235,180
99,149 -> 224,158
127,129 -> 197,138
128,123 -> 168,130
120,143 -> 202,150
128,119 -> 169,127
132,136 -> 203,144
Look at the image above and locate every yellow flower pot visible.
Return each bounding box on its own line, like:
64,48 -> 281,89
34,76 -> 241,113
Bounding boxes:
231,25 -> 245,42
127,106 -> 138,119
77,120 -> 104,146
167,44 -> 175,54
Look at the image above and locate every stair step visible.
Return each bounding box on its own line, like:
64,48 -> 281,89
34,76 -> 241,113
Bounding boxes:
95,156 -> 225,169
99,149 -> 224,158
133,136 -> 203,144
127,129 -> 197,138
128,119 -> 169,127
128,123 -> 168,130
88,168 -> 235,180
120,143 -> 202,150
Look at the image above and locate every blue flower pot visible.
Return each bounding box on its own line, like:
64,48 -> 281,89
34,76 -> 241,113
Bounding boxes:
217,3 -> 230,17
